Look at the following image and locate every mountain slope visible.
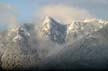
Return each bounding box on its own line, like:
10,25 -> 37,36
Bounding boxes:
0,17 -> 108,70
38,24 -> 108,69
66,19 -> 108,43
38,16 -> 67,44
0,25 -> 40,69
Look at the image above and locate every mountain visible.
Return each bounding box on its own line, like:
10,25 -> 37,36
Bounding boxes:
12,26 -> 31,53
0,17 -> 108,70
38,16 -> 67,44
66,18 -> 108,44
0,25 -> 40,69
38,24 -> 108,69
38,17 -> 108,45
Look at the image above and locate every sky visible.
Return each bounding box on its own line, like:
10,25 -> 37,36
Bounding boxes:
0,0 -> 108,24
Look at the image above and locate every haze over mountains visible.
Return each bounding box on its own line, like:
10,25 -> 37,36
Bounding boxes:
0,16 -> 108,70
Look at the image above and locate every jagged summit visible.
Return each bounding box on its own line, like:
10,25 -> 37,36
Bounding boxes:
39,17 -> 108,44
43,16 -> 52,24
67,18 -> 108,33
39,16 -> 67,44
40,16 -> 53,33
13,25 -> 30,42
42,16 -> 63,27
42,16 -> 61,30
66,18 -> 108,43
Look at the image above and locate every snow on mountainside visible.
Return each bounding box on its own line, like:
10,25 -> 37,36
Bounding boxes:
38,16 -> 67,44
0,25 -> 39,69
37,16 -> 108,45
66,18 -> 108,43
36,17 -> 108,59
12,26 -> 30,44
67,18 -> 108,35
0,16 -> 108,70
38,24 -> 108,69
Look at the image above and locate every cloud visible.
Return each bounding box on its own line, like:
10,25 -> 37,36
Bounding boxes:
37,4 -> 94,24
0,3 -> 18,29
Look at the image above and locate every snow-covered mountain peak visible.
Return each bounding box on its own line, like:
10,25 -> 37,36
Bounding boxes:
67,18 -> 107,32
40,16 -> 59,34
66,18 -> 108,43
42,16 -> 60,26
43,16 -> 52,24
38,16 -> 67,44
12,25 -> 30,42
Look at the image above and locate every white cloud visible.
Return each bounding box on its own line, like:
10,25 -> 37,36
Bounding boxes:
37,4 -> 94,24
0,3 -> 18,29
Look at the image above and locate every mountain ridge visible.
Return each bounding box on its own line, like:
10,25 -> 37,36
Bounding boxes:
0,16 -> 108,70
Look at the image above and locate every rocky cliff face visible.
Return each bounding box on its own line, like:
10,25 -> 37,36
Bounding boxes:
38,16 -> 67,44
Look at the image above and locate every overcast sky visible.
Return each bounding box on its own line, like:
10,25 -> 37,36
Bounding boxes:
0,0 -> 108,23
